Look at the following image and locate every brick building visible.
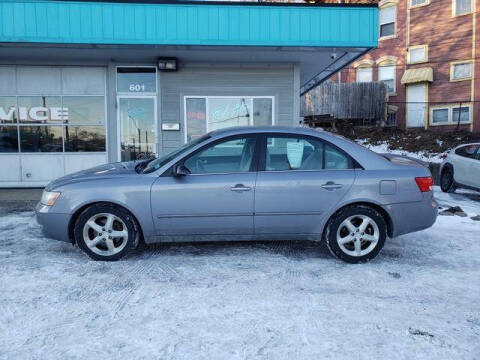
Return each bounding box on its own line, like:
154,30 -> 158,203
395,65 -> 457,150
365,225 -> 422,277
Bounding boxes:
331,0 -> 479,131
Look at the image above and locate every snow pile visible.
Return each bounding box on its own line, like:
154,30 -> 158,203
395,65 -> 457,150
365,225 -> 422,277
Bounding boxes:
0,189 -> 479,359
356,139 -> 446,163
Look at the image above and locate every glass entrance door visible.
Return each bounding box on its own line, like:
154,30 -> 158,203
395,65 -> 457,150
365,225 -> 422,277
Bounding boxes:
118,96 -> 156,161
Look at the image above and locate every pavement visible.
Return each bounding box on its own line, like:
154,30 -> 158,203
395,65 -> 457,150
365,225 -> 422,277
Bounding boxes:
0,188 -> 42,216
0,187 -> 479,359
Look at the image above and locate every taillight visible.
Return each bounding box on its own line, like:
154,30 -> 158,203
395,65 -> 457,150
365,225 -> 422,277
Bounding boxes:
415,177 -> 433,192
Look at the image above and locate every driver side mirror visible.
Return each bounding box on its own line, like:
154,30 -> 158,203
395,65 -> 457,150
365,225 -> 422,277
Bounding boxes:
172,164 -> 191,177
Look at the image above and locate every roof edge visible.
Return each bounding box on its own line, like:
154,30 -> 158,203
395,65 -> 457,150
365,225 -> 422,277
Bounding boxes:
43,0 -> 378,8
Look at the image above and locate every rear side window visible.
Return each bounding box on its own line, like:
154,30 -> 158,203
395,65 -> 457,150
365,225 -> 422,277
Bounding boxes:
325,144 -> 351,169
264,135 -> 355,171
455,144 -> 479,159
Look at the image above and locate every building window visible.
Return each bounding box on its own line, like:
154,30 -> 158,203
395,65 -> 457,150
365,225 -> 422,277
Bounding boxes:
454,0 -> 472,15
379,6 -> 396,38
184,96 -> 274,143
356,67 -> 373,83
386,110 -> 397,126
410,0 -> 429,7
452,106 -> 471,123
431,108 -> 449,124
451,61 -> 473,81
430,104 -> 472,125
378,65 -> 396,94
0,95 -> 106,153
408,45 -> 428,64
116,67 -> 157,93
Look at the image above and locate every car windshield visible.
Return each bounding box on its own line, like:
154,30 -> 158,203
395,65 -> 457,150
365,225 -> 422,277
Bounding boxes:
142,135 -> 210,174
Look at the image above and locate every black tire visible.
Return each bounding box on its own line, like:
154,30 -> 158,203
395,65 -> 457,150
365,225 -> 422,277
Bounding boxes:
440,167 -> 456,193
74,203 -> 138,261
325,205 -> 387,264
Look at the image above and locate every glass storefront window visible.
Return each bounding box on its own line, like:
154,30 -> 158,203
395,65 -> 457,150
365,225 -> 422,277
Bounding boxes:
117,67 -> 156,93
20,126 -> 63,152
185,96 -> 274,143
62,96 -> 105,125
17,96 -> 62,123
253,98 -> 273,126
185,98 -> 207,142
0,125 -> 19,152
208,98 -> 251,130
0,97 -> 17,124
64,126 -> 106,152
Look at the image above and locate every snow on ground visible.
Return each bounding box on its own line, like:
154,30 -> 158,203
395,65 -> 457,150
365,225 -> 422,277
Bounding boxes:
1,189 -> 480,359
357,140 -> 446,163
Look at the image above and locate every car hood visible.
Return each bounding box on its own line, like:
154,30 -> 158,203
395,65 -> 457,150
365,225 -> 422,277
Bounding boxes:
45,161 -> 138,191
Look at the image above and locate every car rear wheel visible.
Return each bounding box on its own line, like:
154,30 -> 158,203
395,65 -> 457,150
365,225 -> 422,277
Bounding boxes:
440,167 -> 456,193
325,205 -> 387,264
74,203 -> 138,261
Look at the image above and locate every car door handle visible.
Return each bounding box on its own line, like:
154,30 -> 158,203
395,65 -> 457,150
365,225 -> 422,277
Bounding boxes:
321,182 -> 343,190
231,184 -> 251,192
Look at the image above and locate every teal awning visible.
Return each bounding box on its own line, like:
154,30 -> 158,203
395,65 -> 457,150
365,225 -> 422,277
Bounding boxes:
0,0 -> 378,47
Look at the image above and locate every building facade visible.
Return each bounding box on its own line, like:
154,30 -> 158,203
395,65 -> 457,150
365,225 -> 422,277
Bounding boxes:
331,0 -> 479,131
0,0 -> 377,187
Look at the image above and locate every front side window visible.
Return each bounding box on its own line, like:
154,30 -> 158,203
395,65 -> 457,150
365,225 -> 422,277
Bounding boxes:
184,137 -> 257,174
455,145 -> 479,159
455,0 -> 472,15
379,6 -> 396,38
378,65 -> 396,93
185,97 -> 274,143
356,67 -> 373,83
451,62 -> 472,81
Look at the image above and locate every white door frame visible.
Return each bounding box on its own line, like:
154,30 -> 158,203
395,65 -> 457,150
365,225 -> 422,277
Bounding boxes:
116,94 -> 158,162
406,83 -> 428,128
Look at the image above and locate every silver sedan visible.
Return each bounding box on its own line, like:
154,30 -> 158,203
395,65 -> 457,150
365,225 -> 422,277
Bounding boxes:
36,127 -> 438,263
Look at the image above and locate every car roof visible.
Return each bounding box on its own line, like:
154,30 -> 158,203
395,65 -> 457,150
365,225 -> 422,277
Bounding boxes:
208,126 -> 322,138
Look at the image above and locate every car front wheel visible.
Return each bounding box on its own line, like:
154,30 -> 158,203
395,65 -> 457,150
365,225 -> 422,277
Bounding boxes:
325,205 -> 387,264
74,203 -> 138,261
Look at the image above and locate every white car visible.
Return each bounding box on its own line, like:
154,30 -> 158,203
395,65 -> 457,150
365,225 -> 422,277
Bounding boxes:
440,143 -> 480,193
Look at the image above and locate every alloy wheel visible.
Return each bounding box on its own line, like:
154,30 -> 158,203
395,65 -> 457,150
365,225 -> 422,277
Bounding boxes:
336,215 -> 380,257
82,213 -> 129,256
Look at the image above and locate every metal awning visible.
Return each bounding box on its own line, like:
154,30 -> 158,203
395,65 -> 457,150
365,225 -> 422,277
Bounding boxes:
0,0 -> 378,93
401,67 -> 434,85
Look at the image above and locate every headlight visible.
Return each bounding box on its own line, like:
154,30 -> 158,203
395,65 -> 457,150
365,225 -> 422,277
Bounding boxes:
40,191 -> 61,206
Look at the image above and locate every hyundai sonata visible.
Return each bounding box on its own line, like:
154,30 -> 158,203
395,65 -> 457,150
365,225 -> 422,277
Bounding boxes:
36,127 -> 438,263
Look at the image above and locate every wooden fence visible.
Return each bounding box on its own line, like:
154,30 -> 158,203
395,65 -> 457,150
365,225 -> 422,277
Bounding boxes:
301,82 -> 388,121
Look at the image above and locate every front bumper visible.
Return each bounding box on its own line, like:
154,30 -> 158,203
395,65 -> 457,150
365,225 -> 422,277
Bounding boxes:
35,202 -> 72,243
386,192 -> 438,237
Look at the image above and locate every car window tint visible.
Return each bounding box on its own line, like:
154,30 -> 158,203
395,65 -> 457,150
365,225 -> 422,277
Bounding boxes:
455,145 -> 479,159
325,144 -> 351,169
184,137 -> 256,174
265,136 -> 324,171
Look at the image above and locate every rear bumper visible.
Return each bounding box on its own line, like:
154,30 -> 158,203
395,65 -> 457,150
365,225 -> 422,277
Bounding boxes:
386,192 -> 438,237
35,202 -> 72,243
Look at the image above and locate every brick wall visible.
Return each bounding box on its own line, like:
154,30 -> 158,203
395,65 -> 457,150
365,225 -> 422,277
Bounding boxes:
330,0 -> 479,131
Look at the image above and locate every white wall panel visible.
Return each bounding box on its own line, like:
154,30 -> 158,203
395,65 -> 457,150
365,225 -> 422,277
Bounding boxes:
16,66 -> 62,95
0,66 -> 16,95
64,154 -> 107,175
62,67 -> 106,95
20,155 -> 64,182
0,155 -> 21,182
